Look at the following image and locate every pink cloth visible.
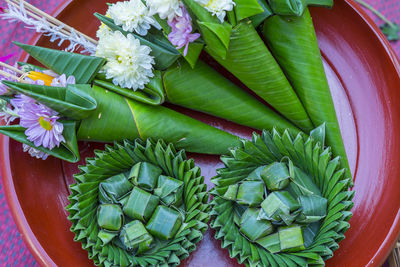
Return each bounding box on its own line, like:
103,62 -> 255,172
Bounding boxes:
0,0 -> 398,266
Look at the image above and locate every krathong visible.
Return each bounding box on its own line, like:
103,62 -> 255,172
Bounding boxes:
211,125 -> 353,266
67,139 -> 210,266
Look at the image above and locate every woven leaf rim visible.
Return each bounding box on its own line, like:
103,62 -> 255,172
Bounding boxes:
66,139 -> 210,267
210,127 -> 354,266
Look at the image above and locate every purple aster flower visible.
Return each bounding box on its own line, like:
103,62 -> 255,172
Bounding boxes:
22,144 -> 49,160
19,103 -> 65,150
50,74 -> 76,87
0,67 -> 17,95
10,94 -> 36,112
167,5 -> 200,56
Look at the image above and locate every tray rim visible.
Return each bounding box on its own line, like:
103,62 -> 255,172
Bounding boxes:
1,0 -> 400,266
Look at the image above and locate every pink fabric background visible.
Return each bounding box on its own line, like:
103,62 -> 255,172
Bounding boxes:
0,0 -> 398,266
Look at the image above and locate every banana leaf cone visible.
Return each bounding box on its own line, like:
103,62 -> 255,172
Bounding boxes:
210,124 -> 354,266
66,139 -> 210,266
0,80 -> 241,162
262,8 -> 351,179
181,0 -> 314,131
93,15 -> 301,135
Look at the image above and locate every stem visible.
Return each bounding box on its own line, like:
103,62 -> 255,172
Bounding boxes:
0,62 -> 24,75
354,0 -> 395,28
6,0 -> 98,45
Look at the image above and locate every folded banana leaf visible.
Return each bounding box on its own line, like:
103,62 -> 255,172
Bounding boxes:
182,0 -> 313,131
0,122 -> 79,162
98,204 -> 124,231
205,23 -> 313,131
123,187 -> 160,222
19,43 -> 301,136
129,162 -> 163,191
14,42 -> 105,84
163,60 -> 301,135
262,9 -> 351,179
67,139 -> 210,266
240,208 -> 274,241
77,85 -> 241,155
267,0 -> 333,16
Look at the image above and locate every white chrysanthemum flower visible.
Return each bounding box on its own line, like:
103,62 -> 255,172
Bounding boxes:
96,31 -> 155,91
145,0 -> 183,21
96,12 -> 112,39
108,0 -> 159,36
195,0 -> 235,22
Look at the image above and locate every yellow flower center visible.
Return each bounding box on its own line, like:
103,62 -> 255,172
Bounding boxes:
27,71 -> 55,86
39,117 -> 53,131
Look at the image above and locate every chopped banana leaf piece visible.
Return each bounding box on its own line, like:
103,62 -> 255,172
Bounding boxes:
119,220 -> 153,252
240,208 -> 274,241
256,233 -> 281,253
98,230 -> 118,246
146,205 -> 183,240
261,162 -> 290,191
99,174 -> 133,203
278,225 -> 305,252
123,187 -> 159,222
296,195 -> 328,224
154,175 -> 184,206
97,204 -> 124,231
259,191 -> 300,222
129,162 -> 163,191
223,184 -> 239,201
236,181 -> 265,207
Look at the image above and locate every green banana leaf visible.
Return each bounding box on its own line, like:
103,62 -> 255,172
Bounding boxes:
0,121 -> 79,162
94,71 -> 165,105
267,0 -> 333,16
261,162 -> 291,191
120,220 -> 153,252
278,225 -> 305,252
98,204 -> 124,231
146,205 -> 182,240
77,85 -> 241,155
95,13 -> 180,70
99,173 -> 133,203
163,60 -> 301,135
262,9 -> 351,178
234,0 -> 265,21
93,80 -> 164,106
123,187 -> 160,222
14,42 -> 105,84
236,181 -> 264,207
129,162 -> 163,191
3,81 -> 97,120
296,195 -> 327,224
182,0 -> 232,59
239,208 -> 273,241
250,0 -> 273,28
154,175 -> 184,206
205,21 -> 313,131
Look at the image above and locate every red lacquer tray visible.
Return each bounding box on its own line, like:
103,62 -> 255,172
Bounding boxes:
2,0 -> 400,266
